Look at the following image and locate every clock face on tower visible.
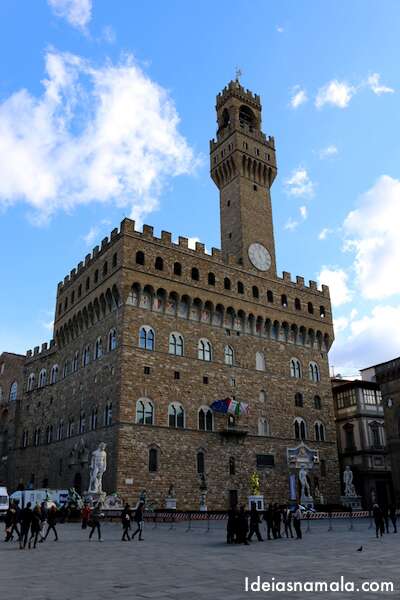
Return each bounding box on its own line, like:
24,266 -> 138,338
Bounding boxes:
248,243 -> 272,271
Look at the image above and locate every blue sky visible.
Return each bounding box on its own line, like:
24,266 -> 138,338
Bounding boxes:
1,0 -> 400,375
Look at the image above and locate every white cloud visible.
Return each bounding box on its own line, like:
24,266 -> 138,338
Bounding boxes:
319,144 -> 338,159
82,219 -> 111,246
315,80 -> 355,109
330,304 -> 400,373
343,175 -> 400,300
317,267 -> 352,307
284,217 -> 299,231
367,73 -> 394,95
0,51 -> 197,224
284,167 -> 314,197
299,205 -> 307,220
333,316 -> 349,334
187,236 -> 200,249
290,86 -> 307,109
48,0 -> 92,30
276,26 -> 284,33
101,25 -> 116,44
318,227 -> 333,240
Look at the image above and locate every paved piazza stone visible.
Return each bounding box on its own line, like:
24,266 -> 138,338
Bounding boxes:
1,519 -> 399,600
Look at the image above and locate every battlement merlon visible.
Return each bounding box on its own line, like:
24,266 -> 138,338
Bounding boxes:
216,80 -> 261,111
25,339 -> 56,362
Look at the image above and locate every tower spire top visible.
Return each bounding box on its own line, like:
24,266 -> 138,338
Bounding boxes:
235,67 -> 243,83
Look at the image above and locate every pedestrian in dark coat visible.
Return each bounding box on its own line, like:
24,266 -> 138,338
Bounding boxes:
247,503 -> 263,541
283,505 -> 294,539
28,505 -> 42,549
236,505 -> 249,545
131,501 -> 145,541
121,503 -> 132,541
293,504 -> 302,540
226,507 -> 238,544
383,505 -> 390,533
44,505 -> 59,541
273,503 -> 282,539
264,504 -> 274,540
389,504 -> 397,533
4,502 -> 20,542
88,504 -> 103,542
19,502 -> 33,549
373,503 -> 384,538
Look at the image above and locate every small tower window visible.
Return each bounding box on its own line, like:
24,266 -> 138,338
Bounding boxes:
237,281 -> 244,294
239,105 -> 256,128
208,272 -> 215,286
136,251 -> 145,265
252,286 -> 259,299
281,294 -> 288,308
155,256 -> 163,271
308,302 -> 314,315
224,277 -> 231,290
295,298 -> 301,310
267,290 -> 274,303
174,262 -> 182,276
191,267 -> 199,281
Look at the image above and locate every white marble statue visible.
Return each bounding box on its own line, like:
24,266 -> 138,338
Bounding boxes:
89,442 -> 107,494
299,466 -> 311,498
343,466 -> 354,497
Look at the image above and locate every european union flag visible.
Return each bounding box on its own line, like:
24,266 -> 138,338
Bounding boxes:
210,398 -> 230,413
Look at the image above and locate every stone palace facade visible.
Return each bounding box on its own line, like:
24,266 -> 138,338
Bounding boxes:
0,80 -> 340,509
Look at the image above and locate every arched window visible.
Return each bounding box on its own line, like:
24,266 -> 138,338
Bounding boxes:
27,373 -> 35,392
82,345 -> 91,367
104,403 -> 112,426
259,390 -> 266,403
294,418 -> 307,440
229,457 -> 236,475
198,339 -> 212,361
136,399 -> 154,425
173,262 -> 182,275
197,451 -> 205,474
85,276 -> 90,290
108,328 -> 117,351
79,412 -> 86,434
67,419 -> 74,438
136,251 -> 145,265
94,269 -> 99,284
102,261 -> 108,277
224,277 -> 231,290
315,421 -> 325,442
149,448 -> 158,472
290,358 -> 302,379
224,345 -> 234,366
73,351 -> 79,372
63,360 -> 70,378
258,417 -> 269,436
198,407 -> 213,431
168,403 -> 184,428
308,302 -> 314,314
252,286 -> 259,299
267,290 -> 274,303
9,381 -> 17,401
34,427 -> 41,446
237,281 -> 244,294
370,421 -> 382,447
208,272 -> 215,286
169,332 -> 184,356
112,252 -> 117,268
38,369 -> 47,388
191,267 -> 199,281
309,362 -> 320,382
50,364 -> 59,384
46,425 -> 53,444
155,256 -> 163,270
320,306 -> 326,318
314,395 -> 322,410
22,430 -> 29,448
295,298 -> 301,310
139,326 -> 155,351
94,337 -> 103,360
281,294 -> 288,307
90,407 -> 98,430
344,423 -> 355,450
255,351 -> 265,371
57,419 -> 64,440
239,105 -> 256,127
295,392 -> 304,407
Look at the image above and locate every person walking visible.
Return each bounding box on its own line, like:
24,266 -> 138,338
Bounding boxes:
389,504 -> 397,533
383,505 -> 390,533
88,503 -> 103,542
283,505 -> 294,539
44,505 -> 59,541
19,502 -> 33,549
81,504 -> 91,529
373,503 -> 384,538
264,504 -> 274,540
273,503 -> 282,539
28,505 -> 42,549
4,501 -> 20,542
226,507 -> 238,544
293,504 -> 302,540
131,501 -> 145,541
236,505 -> 249,545
247,503 -> 263,542
121,503 -> 132,541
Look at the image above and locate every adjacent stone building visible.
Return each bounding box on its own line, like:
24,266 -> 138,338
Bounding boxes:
361,358 -> 400,504
1,80 -> 340,509
332,377 -> 392,508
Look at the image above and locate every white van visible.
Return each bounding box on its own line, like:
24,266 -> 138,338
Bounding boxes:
0,486 -> 9,516
10,489 -> 69,509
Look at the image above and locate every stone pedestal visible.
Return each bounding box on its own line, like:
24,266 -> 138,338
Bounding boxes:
300,495 -> 314,510
341,495 -> 362,510
248,495 -> 264,511
165,497 -> 176,510
83,491 -> 106,506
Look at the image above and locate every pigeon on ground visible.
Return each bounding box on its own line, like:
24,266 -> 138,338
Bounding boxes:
357,546 -> 363,552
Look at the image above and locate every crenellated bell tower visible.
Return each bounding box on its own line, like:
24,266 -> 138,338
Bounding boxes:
210,79 -> 277,275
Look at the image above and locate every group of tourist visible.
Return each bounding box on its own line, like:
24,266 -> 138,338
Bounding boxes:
227,502 -> 303,545
372,503 -> 397,538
